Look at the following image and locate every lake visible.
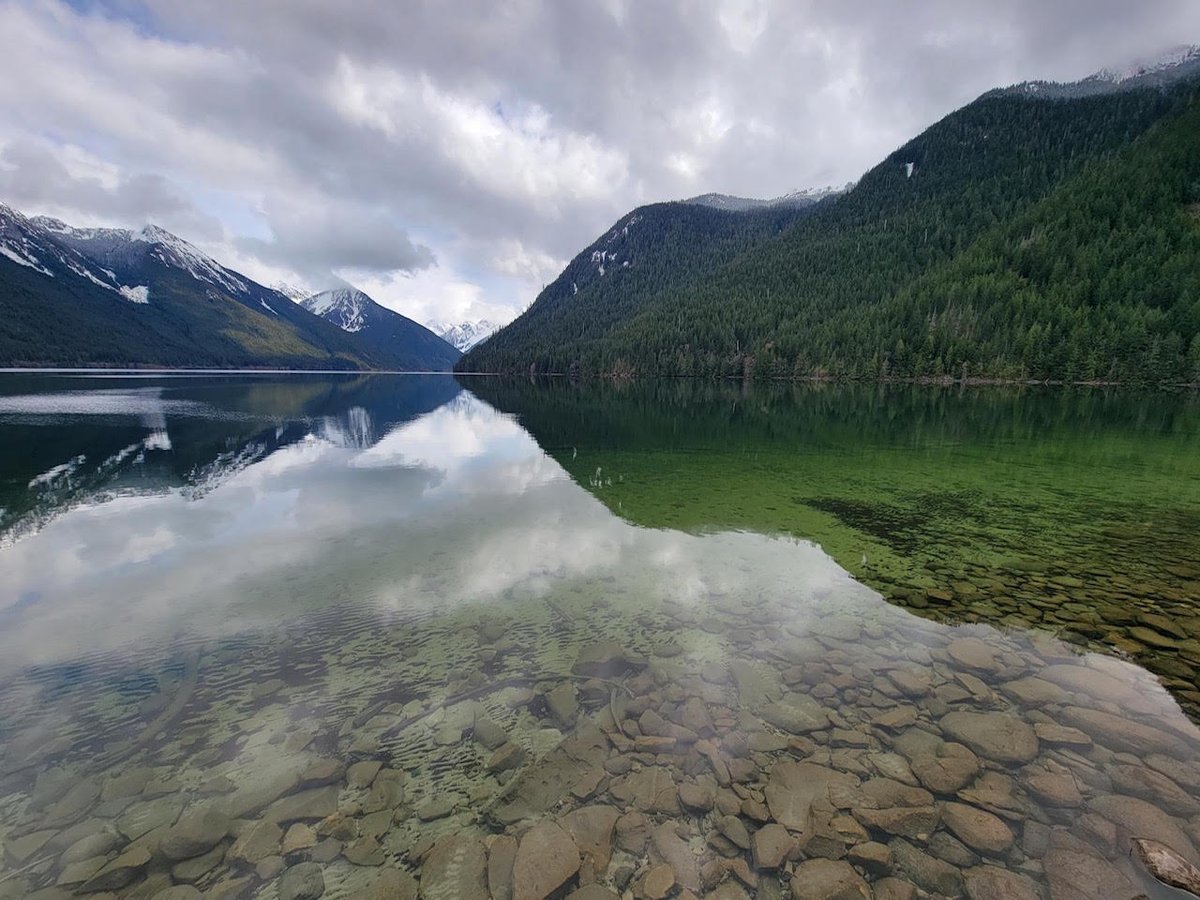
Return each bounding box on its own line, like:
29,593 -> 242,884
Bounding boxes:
0,372 -> 1198,900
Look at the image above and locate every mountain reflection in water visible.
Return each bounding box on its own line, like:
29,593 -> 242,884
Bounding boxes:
0,373 -> 1197,900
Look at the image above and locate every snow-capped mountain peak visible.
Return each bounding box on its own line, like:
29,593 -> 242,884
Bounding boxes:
1093,45 -> 1200,84
993,44 -> 1200,100
1,206 -> 149,302
301,288 -> 373,333
425,319 -> 498,352
271,281 -> 312,303
135,224 -> 248,296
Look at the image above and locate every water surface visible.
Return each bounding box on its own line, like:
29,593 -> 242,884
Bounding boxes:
0,373 -> 1197,900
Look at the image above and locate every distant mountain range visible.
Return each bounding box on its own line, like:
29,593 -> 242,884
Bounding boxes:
425,319 -> 498,352
0,208 -> 459,371
684,184 -> 851,213
301,288 -> 460,371
460,46 -> 1200,385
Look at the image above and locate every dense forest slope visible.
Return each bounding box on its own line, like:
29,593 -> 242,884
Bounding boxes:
0,208 -> 456,370
460,76 -> 1200,384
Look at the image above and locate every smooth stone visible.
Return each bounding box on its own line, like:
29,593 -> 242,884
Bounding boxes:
572,642 -> 631,677
60,828 -> 121,864
160,808 -> 231,860
362,868 -> 419,900
941,802 -> 1014,854
420,835 -> 488,900
79,845 -> 152,892
56,855 -> 108,887
474,718 -> 509,750
717,815 -> 752,850
1043,830 -> 1138,900
343,835 -> 385,866
278,861 -> 325,900
417,798 -> 456,821
679,779 -> 717,812
1031,722 -> 1091,748
546,683 -> 580,727
1024,771 -> 1082,808
151,888 -> 202,900
853,806 -> 939,840
347,761 -> 383,788
909,743 -> 979,795
1088,794 -> 1198,861
488,835 -> 518,900
846,841 -> 892,875
946,637 -> 1002,672
229,819 -> 283,863
488,742 -> 528,774
282,823 -> 318,855
940,711 -> 1039,764
171,842 -> 226,883
263,786 -> 340,825
890,838 -> 963,897
765,761 -> 857,832
751,823 -> 794,870
760,695 -> 829,734
1059,706 -> 1190,757
788,858 -> 870,899
512,822 -> 580,900
5,829 -> 56,864
650,822 -> 701,893
637,863 -> 675,900
963,865 -> 1041,900
559,804 -> 620,872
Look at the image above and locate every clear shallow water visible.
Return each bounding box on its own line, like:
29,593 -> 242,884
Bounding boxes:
0,373 -> 1198,900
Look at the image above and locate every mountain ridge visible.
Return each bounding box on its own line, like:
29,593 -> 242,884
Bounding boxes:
300,287 -> 461,371
0,207 -> 454,370
459,56 -> 1200,384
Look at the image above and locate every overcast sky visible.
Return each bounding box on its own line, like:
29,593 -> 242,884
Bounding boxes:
1,1 -> 1198,326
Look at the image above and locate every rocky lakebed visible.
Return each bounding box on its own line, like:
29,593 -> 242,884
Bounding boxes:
2,557 -> 1199,900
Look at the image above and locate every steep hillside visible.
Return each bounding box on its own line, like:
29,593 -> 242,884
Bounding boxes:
300,288 -> 460,371
458,198 -> 825,375
0,209 -> 418,369
460,72 -> 1198,383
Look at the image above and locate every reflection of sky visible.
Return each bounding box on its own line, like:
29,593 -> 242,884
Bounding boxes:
0,393 -> 859,671
0,388 -> 1194,749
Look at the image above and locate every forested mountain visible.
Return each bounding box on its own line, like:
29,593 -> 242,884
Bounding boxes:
460,63 -> 1200,384
300,288 -> 460,371
0,209 -> 453,370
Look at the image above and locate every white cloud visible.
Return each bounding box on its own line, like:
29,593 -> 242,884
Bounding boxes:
2,0 -> 1199,323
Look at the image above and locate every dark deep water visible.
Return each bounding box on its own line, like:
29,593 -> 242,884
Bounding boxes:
0,372 -> 1198,899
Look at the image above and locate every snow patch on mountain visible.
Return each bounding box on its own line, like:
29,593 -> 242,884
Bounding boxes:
686,183 -> 852,212
136,224 -> 248,296
272,281 -> 312,303
426,319 -> 497,351
301,288 -> 370,332
993,44 -> 1200,100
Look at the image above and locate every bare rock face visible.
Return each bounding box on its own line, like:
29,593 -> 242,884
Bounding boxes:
512,821 -> 580,900
420,834 -> 488,900
939,712 -> 1039,764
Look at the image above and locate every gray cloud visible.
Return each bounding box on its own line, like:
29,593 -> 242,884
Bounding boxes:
236,197 -> 436,282
0,138 -> 222,239
1,0 -> 1199,319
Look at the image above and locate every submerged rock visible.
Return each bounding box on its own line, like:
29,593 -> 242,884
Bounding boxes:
278,861 -> 325,900
420,834 -> 488,900
512,822 -> 580,900
788,858 -> 870,899
939,711 -> 1038,764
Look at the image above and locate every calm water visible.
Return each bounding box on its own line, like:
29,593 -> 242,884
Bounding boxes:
0,373 -> 1198,900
